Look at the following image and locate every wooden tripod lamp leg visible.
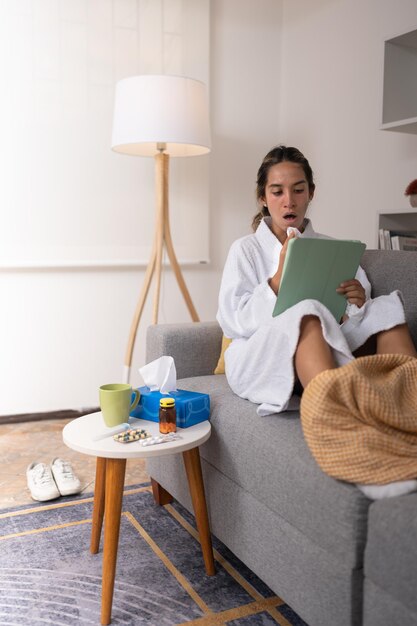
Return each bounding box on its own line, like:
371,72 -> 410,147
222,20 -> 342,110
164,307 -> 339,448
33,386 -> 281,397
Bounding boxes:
122,156 -> 163,383
162,156 -> 200,322
123,242 -> 157,383
164,212 -> 200,322
123,148 -> 200,382
152,152 -> 167,325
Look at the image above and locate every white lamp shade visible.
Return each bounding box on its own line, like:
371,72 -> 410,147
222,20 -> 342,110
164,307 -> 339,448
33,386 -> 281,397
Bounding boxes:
111,74 -> 211,157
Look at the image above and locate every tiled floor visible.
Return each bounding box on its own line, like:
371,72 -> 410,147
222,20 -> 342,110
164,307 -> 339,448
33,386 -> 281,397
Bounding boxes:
0,418 -> 149,509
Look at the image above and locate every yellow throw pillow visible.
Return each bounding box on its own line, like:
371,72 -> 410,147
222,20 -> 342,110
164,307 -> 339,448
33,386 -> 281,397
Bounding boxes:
214,335 -> 232,374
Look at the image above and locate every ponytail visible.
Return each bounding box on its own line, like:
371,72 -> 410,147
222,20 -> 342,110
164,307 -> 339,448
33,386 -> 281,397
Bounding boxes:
251,205 -> 270,232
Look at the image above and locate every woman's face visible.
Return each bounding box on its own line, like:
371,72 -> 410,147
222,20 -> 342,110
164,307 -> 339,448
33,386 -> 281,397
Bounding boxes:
261,161 -> 314,244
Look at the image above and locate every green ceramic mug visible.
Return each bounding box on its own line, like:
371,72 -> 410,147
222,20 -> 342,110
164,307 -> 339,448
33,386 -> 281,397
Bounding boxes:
99,384 -> 140,427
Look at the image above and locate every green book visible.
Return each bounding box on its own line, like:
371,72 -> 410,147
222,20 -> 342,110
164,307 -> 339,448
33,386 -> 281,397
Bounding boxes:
272,238 -> 366,321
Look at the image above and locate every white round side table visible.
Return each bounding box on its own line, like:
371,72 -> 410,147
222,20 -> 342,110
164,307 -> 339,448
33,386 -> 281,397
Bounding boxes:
63,413 -> 214,625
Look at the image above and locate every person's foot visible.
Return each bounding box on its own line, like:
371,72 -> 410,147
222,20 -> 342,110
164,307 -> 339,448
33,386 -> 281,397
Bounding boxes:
26,462 -> 60,502
50,458 -> 82,496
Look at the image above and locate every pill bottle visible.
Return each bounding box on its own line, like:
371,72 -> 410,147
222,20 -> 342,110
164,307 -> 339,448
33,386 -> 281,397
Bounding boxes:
159,398 -> 177,434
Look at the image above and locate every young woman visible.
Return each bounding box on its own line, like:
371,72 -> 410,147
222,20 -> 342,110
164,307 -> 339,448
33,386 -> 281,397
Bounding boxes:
216,145 -> 417,416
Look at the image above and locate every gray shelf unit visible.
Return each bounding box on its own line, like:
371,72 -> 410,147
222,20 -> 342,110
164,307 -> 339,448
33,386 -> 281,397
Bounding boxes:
381,28 -> 417,134
378,212 -> 417,249
379,212 -> 417,232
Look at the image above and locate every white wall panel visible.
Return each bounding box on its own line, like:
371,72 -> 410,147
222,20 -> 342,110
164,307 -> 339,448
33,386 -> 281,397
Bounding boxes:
138,0 -> 163,74
61,0 -> 87,23
0,0 -> 210,269
114,0 -> 137,29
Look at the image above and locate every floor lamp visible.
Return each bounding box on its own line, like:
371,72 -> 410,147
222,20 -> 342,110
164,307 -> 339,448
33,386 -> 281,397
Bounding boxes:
111,75 -> 211,383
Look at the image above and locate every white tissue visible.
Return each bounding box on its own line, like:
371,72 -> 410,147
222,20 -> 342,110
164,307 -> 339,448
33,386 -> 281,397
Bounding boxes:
139,356 -> 177,394
286,226 -> 303,237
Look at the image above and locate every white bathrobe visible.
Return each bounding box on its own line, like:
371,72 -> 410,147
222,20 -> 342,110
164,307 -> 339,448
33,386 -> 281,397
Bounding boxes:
216,217 -> 406,416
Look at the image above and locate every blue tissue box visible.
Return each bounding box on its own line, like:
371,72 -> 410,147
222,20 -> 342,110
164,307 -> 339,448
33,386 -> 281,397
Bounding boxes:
130,386 -> 210,428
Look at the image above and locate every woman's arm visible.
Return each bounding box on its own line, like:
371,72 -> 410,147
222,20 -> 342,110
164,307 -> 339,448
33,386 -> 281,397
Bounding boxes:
216,240 -> 276,338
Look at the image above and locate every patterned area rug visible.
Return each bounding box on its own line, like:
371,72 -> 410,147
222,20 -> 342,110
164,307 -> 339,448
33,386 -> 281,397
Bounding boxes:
0,483 -> 307,625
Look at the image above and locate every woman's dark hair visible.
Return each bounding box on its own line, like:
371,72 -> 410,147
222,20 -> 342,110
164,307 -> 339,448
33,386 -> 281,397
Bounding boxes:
252,145 -> 315,231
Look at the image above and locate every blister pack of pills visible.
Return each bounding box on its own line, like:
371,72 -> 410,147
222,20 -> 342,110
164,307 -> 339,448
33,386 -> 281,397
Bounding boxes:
113,428 -> 151,443
140,433 -> 181,447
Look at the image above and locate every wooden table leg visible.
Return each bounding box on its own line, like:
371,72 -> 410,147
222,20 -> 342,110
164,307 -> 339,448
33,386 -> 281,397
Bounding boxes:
183,448 -> 215,576
90,457 -> 106,554
101,457 -> 126,626
151,477 -> 173,505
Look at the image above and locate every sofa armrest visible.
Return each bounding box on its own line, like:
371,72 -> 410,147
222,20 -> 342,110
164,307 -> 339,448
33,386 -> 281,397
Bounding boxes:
146,321 -> 223,379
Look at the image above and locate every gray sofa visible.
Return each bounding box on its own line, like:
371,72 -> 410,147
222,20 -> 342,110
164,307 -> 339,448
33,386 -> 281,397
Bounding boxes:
145,250 -> 417,626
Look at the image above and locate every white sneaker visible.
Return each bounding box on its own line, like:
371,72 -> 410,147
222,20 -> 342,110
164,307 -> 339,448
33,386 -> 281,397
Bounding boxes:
50,458 -> 81,496
26,462 -> 60,502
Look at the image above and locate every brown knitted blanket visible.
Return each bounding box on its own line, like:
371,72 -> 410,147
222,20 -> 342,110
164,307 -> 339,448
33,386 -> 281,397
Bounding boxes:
300,354 -> 417,484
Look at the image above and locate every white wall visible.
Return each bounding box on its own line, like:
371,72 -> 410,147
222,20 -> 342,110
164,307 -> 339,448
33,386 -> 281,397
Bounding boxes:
1,0 -> 282,415
210,0 -> 283,267
279,0 -> 417,246
0,0 -> 210,268
4,0 -> 416,416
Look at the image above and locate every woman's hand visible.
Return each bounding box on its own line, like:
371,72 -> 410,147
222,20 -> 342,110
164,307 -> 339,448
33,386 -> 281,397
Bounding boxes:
268,231 -> 297,295
336,279 -> 366,308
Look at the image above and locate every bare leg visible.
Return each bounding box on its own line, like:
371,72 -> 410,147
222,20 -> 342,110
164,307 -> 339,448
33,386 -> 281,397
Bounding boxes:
295,315 -> 336,389
376,323 -> 417,357
353,335 -> 377,358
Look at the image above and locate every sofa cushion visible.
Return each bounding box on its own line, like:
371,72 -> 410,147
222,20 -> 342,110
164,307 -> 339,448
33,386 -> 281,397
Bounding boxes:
179,373 -> 370,568
364,492 -> 417,616
361,250 -> 417,345
213,335 -> 232,375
